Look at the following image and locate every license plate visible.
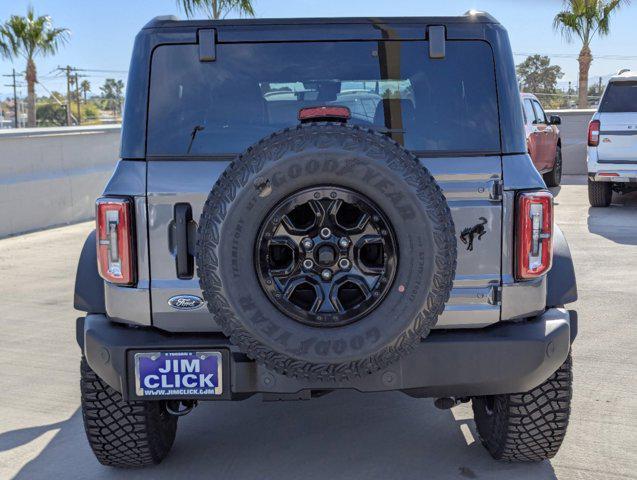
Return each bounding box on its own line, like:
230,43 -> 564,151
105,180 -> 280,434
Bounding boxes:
134,351 -> 223,397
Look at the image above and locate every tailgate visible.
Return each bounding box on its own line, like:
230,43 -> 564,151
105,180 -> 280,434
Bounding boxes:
598,112 -> 637,163
597,80 -> 637,164
146,157 -> 502,332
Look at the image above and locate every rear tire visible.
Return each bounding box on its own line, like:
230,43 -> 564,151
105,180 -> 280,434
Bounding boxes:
472,354 -> 572,462
80,357 -> 177,468
543,146 -> 562,187
588,179 -> 612,207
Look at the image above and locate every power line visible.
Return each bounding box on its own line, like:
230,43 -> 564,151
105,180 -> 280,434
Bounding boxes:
73,68 -> 129,74
2,69 -> 19,128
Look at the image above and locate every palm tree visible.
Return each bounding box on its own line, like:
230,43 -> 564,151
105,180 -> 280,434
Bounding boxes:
0,7 -> 69,127
176,0 -> 255,19
80,80 -> 91,103
554,0 -> 629,108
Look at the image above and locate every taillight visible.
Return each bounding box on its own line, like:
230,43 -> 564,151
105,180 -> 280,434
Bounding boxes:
298,106 -> 351,122
96,197 -> 135,285
588,119 -> 600,146
516,191 -> 553,280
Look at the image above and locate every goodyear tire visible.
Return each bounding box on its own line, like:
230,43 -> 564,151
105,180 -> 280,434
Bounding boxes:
197,123 -> 456,380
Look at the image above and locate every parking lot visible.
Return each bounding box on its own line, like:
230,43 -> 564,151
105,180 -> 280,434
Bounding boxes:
0,177 -> 635,480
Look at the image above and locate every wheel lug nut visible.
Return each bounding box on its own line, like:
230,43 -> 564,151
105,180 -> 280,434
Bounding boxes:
303,259 -> 314,270
320,227 -> 331,239
338,258 -> 351,270
321,269 -> 332,281
301,238 -> 313,250
338,237 -> 350,248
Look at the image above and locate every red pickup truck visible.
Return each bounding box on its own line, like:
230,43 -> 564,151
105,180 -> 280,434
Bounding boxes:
521,93 -> 562,187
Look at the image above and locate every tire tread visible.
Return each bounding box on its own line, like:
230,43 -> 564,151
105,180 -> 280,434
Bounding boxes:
472,354 -> 572,462
80,358 -> 177,468
588,179 -> 612,207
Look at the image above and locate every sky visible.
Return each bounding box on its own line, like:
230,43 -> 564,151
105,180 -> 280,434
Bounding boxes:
1,0 -> 636,99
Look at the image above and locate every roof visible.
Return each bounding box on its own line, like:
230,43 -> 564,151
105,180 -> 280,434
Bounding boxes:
609,69 -> 637,82
143,11 -> 499,29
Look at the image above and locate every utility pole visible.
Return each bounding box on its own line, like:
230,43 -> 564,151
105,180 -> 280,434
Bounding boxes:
65,65 -> 72,126
2,69 -> 19,128
75,72 -> 81,125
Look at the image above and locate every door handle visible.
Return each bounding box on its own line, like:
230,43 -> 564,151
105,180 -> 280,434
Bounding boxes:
174,203 -> 194,279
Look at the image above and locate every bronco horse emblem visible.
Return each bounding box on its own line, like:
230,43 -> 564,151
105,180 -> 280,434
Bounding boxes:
460,217 -> 488,251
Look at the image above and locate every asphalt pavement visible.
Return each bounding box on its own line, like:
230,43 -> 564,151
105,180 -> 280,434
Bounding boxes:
0,176 -> 635,480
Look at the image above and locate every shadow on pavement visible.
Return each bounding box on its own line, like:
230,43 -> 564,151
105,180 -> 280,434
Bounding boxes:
12,392 -> 557,480
0,421 -> 67,453
587,190 -> 637,245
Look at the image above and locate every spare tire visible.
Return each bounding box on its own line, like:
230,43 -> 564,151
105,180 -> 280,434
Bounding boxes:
196,123 -> 456,380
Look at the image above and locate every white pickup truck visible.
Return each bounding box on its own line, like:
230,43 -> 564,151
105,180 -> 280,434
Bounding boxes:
587,69 -> 637,207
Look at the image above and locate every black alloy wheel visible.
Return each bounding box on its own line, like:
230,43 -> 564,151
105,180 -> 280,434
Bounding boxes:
256,186 -> 397,327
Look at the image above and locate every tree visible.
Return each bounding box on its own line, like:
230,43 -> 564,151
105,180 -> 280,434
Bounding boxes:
36,102 -> 66,127
176,0 -> 255,19
0,7 -> 69,127
554,0 -> 629,108
80,80 -> 91,102
517,55 -> 565,94
100,78 -> 125,117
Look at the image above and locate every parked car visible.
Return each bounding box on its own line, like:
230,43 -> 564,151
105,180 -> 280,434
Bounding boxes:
587,69 -> 637,207
75,12 -> 577,468
521,93 -> 563,187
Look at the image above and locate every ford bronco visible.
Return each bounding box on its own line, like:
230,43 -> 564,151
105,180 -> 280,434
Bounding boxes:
75,11 -> 578,467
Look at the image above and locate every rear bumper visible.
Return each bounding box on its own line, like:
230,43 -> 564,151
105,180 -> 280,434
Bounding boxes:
587,150 -> 637,182
589,170 -> 637,183
78,308 -> 576,401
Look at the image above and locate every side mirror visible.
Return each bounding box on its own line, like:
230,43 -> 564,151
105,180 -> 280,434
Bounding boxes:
549,115 -> 561,125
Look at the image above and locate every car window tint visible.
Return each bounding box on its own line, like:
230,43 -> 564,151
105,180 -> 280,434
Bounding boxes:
531,101 -> 546,124
523,99 -> 536,125
147,41 -> 500,156
600,81 -> 637,112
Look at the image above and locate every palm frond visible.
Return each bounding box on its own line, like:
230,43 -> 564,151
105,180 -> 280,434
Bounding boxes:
596,0 -> 629,36
553,0 -> 629,45
0,7 -> 69,61
0,24 -> 18,59
177,0 -> 255,19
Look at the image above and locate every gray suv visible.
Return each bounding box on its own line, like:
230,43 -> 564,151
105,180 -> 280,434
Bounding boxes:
75,12 -> 578,468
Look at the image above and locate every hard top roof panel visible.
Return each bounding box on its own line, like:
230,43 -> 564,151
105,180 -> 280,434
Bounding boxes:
143,11 -> 499,30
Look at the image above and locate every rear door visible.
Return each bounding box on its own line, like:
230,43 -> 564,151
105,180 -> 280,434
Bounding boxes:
523,98 -> 543,170
597,80 -> 637,164
532,99 -> 558,168
145,38 -> 503,332
531,99 -> 552,171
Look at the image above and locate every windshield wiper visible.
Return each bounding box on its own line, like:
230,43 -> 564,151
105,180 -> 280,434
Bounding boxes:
187,125 -> 205,154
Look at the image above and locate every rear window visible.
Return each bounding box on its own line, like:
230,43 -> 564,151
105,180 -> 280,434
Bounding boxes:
147,40 -> 500,156
600,81 -> 637,112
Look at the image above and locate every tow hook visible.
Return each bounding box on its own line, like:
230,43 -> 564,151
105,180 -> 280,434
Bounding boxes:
434,397 -> 470,410
165,400 -> 198,416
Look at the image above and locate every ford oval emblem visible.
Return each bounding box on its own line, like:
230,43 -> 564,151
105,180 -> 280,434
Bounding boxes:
168,295 -> 205,310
